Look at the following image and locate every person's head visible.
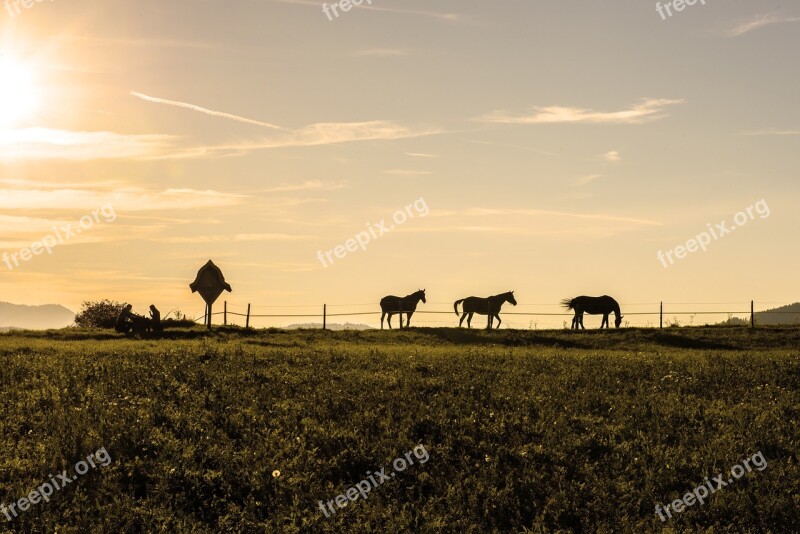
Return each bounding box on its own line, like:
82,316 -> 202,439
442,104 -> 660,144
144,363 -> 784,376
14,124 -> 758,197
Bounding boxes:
125,304 -> 132,311
149,305 -> 157,311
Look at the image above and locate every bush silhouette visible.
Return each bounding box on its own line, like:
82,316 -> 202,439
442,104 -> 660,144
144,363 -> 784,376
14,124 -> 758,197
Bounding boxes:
75,299 -> 124,329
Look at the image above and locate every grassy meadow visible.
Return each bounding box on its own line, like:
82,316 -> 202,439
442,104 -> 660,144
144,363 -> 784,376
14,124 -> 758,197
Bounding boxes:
0,326 -> 798,532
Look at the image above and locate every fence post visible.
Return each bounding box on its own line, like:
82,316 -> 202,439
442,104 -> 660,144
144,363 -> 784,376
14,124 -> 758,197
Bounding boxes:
246,303 -> 251,329
660,301 -> 663,329
224,301 -> 227,326
751,300 -> 755,328
323,304 -> 327,330
207,303 -> 212,330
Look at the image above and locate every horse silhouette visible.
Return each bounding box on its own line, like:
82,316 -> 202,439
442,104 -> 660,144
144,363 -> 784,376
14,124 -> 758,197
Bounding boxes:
454,291 -> 517,329
561,295 -> 623,329
380,289 -> 426,329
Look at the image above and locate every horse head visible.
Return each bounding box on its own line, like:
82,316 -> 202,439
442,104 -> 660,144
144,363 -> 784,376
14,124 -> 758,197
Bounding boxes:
615,314 -> 623,328
417,289 -> 427,303
507,291 -> 517,306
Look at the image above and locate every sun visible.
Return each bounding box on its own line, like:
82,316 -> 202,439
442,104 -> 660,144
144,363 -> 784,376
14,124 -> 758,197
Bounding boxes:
0,55 -> 41,128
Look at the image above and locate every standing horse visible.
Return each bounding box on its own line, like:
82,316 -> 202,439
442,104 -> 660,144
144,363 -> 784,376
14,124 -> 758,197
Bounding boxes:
380,289 -> 426,329
561,295 -> 623,329
454,291 -> 517,329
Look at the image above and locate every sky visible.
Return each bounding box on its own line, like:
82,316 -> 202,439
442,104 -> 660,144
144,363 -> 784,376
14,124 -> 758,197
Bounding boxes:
0,0 -> 798,328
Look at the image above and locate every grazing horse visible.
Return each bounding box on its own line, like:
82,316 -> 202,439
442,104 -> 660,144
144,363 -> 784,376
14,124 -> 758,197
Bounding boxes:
380,289 -> 426,329
561,295 -> 623,329
454,291 -> 517,329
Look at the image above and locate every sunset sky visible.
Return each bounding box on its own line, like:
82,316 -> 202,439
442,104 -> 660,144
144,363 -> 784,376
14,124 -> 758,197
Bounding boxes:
1,0 -> 798,327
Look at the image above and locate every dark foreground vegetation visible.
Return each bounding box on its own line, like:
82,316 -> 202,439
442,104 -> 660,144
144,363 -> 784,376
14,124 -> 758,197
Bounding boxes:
1,326 -> 798,532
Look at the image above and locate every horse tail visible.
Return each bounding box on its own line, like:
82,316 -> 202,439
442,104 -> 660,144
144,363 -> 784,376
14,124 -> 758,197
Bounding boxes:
560,298 -> 574,310
454,299 -> 465,316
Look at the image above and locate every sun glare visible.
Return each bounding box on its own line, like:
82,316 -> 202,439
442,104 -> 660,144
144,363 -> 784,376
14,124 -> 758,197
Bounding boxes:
0,55 -> 41,128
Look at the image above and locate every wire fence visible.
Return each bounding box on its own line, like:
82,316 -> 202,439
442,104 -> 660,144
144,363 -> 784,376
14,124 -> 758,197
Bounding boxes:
190,300 -> 800,330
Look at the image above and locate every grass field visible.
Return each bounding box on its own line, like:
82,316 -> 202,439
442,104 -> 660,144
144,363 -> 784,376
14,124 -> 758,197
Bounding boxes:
1,326 -> 798,532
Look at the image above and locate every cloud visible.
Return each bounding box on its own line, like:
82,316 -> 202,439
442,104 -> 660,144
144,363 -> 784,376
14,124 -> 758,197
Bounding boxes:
574,175 -> 602,187
727,13 -> 800,37
405,206 -> 660,238
354,49 -> 409,57
159,121 -> 441,159
0,187 -> 247,211
740,129 -> 800,136
479,98 -> 684,125
259,181 -> 346,193
604,150 -> 621,162
405,152 -> 439,158
271,0 -> 461,21
131,92 -> 287,130
158,233 -> 315,244
382,169 -> 432,176
0,128 -> 172,160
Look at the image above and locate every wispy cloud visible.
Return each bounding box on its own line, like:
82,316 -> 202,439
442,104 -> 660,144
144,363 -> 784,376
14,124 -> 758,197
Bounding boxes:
159,121 -> 441,159
740,129 -> 800,136
382,169 -> 432,176
604,150 -> 621,162
354,48 -> 409,57
574,175 -> 602,187
58,35 -> 212,49
462,138 -> 557,156
270,0 -> 461,21
259,180 -> 346,193
158,233 -> 315,244
0,128 -> 172,160
405,152 -> 439,158
727,13 -> 800,37
479,98 -> 684,125
462,208 -> 661,227
131,92 -> 287,130
0,187 -> 247,211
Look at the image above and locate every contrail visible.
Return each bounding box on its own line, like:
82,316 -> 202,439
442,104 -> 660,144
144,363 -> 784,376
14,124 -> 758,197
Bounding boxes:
130,91 -> 287,131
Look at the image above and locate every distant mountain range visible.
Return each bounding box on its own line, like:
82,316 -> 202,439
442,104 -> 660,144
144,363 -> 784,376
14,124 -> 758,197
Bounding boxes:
286,322 -> 374,331
720,302 -> 800,326
0,302 -> 75,330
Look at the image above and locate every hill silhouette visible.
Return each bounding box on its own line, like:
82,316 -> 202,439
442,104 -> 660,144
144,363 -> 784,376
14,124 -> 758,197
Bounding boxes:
0,301 -> 75,330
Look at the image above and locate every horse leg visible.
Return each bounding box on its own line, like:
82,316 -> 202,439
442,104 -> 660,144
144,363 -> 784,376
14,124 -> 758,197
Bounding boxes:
579,314 -> 585,329
601,314 -> 607,328
459,312 -> 466,327
387,313 -> 393,329
407,311 -> 413,328
494,314 -> 502,329
487,314 -> 492,330
381,312 -> 385,329
399,314 -> 404,329
467,312 -> 473,328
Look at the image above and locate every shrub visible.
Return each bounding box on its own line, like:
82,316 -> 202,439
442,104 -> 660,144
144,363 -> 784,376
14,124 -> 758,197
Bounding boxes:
74,299 -> 125,329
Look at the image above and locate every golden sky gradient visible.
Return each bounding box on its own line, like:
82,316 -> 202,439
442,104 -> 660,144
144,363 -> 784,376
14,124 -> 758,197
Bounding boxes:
1,1 -> 798,327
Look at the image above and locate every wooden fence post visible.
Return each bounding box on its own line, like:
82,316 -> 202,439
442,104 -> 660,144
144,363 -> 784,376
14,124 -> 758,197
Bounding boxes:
207,303 -> 212,330
751,300 -> 755,328
323,304 -> 327,330
224,301 -> 227,326
246,303 -> 251,329
660,301 -> 663,329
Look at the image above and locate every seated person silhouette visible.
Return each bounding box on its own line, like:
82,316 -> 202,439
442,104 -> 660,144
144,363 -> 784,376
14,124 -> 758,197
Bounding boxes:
149,305 -> 163,332
115,304 -> 135,333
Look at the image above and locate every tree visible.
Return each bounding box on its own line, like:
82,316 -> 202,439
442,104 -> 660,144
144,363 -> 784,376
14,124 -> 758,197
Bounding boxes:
75,299 -> 125,329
